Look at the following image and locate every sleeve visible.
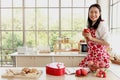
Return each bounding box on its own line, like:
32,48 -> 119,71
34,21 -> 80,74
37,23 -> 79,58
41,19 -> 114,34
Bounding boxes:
96,22 -> 111,44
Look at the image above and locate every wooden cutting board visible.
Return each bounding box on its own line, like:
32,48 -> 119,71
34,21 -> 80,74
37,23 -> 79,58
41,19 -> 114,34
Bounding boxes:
1,69 -> 42,79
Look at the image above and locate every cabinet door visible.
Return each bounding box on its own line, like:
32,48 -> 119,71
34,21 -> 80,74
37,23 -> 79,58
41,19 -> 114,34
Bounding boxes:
72,56 -> 85,67
54,56 -> 73,67
16,56 -> 35,67
35,56 -> 52,67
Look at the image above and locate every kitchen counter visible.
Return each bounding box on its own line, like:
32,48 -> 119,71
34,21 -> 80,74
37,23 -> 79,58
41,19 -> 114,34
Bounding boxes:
10,52 -> 87,67
0,67 -> 120,80
10,52 -> 87,57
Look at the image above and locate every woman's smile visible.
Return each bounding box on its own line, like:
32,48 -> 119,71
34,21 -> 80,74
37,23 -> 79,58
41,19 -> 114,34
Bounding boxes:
89,7 -> 100,22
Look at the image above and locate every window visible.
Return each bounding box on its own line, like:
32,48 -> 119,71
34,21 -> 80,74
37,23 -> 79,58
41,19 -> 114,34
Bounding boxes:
110,0 -> 120,33
0,0 -> 96,66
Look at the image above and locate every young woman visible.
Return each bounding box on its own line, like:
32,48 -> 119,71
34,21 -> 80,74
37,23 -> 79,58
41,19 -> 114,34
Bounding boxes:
79,4 -> 110,70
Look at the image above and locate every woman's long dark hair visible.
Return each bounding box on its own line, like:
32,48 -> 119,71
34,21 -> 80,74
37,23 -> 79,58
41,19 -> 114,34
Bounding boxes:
87,4 -> 102,30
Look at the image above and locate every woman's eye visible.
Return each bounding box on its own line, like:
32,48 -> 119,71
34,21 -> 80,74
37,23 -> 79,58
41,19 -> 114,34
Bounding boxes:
95,11 -> 98,14
90,11 -> 93,14
90,11 -> 98,14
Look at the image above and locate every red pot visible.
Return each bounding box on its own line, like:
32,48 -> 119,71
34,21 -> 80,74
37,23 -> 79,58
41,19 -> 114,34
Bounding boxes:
46,62 -> 65,76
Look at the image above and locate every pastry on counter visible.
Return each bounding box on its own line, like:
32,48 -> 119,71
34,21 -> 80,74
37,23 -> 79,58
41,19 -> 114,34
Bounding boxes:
21,67 -> 39,74
1,67 -> 42,79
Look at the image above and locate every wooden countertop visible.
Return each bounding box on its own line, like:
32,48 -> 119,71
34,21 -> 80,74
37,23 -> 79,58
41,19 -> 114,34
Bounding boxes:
0,67 -> 120,80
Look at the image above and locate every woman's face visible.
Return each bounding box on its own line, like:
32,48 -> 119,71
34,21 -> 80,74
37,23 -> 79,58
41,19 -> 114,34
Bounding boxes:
89,7 -> 100,22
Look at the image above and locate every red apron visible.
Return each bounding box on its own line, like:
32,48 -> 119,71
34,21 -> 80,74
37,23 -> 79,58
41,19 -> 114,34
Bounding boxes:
79,29 -> 110,68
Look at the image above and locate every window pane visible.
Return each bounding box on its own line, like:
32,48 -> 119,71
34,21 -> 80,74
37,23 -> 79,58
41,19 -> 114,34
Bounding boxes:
85,0 -> 96,7
117,3 -> 120,28
61,9 -> 71,30
72,31 -> 83,42
61,32 -> 72,49
13,31 -> 23,49
73,8 -> 85,30
36,0 -> 48,7
73,0 -> 84,7
110,0 -> 112,5
1,0 -> 12,7
61,31 -> 72,39
37,32 -> 48,46
111,0 -> 120,34
49,9 -> 59,30
61,0 -> 72,7
49,32 -> 59,51
37,9 -> 48,30
113,5 -> 117,28
25,9 -> 35,30
113,0 -> 119,4
26,31 -> 35,47
85,8 -> 89,24
2,50 -> 13,65
61,31 -> 82,44
0,34 -> 1,48
13,0 -> 22,7
2,31 -> 12,49
1,9 -> 12,30
49,0 -> 59,7
24,0 -> 35,7
13,9 -> 23,30
112,29 -> 120,34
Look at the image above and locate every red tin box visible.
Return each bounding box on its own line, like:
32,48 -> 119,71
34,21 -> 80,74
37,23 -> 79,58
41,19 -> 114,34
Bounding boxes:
46,62 -> 65,76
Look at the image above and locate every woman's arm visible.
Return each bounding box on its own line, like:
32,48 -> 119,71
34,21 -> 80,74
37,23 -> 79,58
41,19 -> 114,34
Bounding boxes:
91,37 -> 110,46
85,32 -> 110,46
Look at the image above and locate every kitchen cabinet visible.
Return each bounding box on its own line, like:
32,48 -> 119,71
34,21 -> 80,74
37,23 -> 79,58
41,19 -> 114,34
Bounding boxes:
54,56 -> 84,67
16,56 -> 52,67
16,56 -> 35,67
11,52 -> 87,67
34,56 -> 52,67
54,56 -> 72,67
72,56 -> 84,67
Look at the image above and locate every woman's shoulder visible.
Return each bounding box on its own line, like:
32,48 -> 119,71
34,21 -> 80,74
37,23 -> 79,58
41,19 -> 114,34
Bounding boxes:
98,20 -> 108,29
99,20 -> 108,27
99,20 -> 106,25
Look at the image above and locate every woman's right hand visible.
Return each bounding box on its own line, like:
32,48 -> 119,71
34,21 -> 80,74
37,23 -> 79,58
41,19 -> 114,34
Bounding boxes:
82,30 -> 85,37
82,31 -> 87,41
82,30 -> 89,40
82,28 -> 90,38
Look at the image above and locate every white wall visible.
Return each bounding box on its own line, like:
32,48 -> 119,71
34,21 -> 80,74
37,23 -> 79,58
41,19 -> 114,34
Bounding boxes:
98,0 -> 110,27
